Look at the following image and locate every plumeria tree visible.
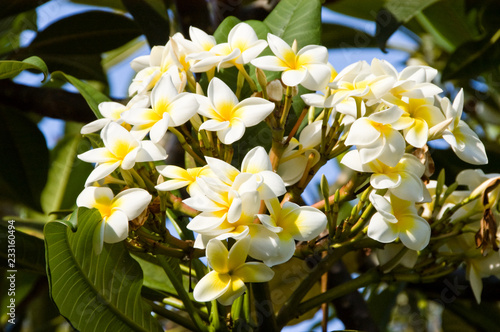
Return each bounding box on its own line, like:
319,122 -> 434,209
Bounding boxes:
2,0 -> 500,331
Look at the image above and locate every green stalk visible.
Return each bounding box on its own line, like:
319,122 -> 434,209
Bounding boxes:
146,299 -> 198,331
252,282 -> 278,332
157,256 -> 208,332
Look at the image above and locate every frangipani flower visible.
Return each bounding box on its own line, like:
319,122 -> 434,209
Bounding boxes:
441,89 -> 488,165
77,122 -> 167,186
122,74 -> 199,143
257,198 -> 327,266
376,243 -> 418,272
76,187 -> 152,254
384,96 -> 445,148
190,22 -> 267,72
368,192 -> 431,251
278,121 -> 323,186
155,165 -> 213,195
129,41 -> 183,95
81,94 -> 149,134
193,237 -> 274,305
344,105 -> 406,167
251,33 -> 330,90
341,151 -> 428,202
197,78 -> 274,144
328,59 -> 396,106
205,146 -> 286,199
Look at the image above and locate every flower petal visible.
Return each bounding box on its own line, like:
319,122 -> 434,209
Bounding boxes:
193,270 -> 231,303
103,210 -> 129,243
233,262 -> 275,282
206,239 -> 229,273
367,212 -> 398,243
112,188 -> 152,220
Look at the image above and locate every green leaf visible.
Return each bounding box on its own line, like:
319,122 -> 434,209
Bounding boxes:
122,0 -> 170,47
27,11 -> 142,55
44,208 -> 163,332
131,252 -> 178,296
367,282 -> 404,330
416,0 -> 479,53
214,16 -> 241,43
51,71 -> 111,118
326,0 -> 385,21
39,53 -> 107,82
41,132 -> 93,217
0,0 -> 47,19
70,0 -> 126,10
0,10 -> 38,56
264,0 -> 322,46
375,0 -> 438,52
0,108 -> 48,211
0,223 -> 46,274
442,30 -> 500,81
0,56 -> 48,81
322,23 -> 378,49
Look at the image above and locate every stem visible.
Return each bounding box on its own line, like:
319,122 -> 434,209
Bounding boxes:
280,85 -> 294,128
276,238 -> 379,328
146,299 -> 198,331
284,106 -> 308,145
169,127 -> 206,165
296,269 -> 382,318
252,282 -> 278,332
236,64 -> 257,92
165,192 -> 199,218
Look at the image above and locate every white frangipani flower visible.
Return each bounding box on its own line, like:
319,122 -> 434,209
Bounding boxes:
368,192 -> 431,251
155,165 -> 213,195
440,89 -> 488,165
76,187 -> 152,254
251,33 -> 330,90
129,41 -> 184,95
383,96 -> 445,148
277,121 -> 323,186
344,105 -> 406,167
197,78 -> 274,144
81,94 -> 150,134
193,237 -> 274,305
122,74 -> 199,143
77,122 -> 167,186
257,198 -> 327,266
190,22 -> 267,72
341,151 -> 429,202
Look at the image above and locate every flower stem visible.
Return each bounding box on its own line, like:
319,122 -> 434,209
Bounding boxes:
252,282 -> 278,332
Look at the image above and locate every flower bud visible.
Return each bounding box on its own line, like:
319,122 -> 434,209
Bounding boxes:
267,79 -> 284,102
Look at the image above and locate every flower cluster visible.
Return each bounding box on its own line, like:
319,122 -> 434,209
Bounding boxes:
73,21 -> 491,306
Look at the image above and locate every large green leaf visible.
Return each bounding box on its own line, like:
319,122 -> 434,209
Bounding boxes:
263,0 -> 322,46
121,0 -> 170,47
375,0 -> 438,51
27,11 -> 142,55
51,71 -> 110,119
0,223 -> 46,274
0,56 -> 48,81
442,32 -> 500,81
326,0 -> 385,21
0,0 -> 48,19
0,108 -> 48,211
44,208 -> 163,331
0,10 -> 38,56
40,53 -> 107,82
322,23 -> 378,49
417,0 -> 478,53
41,132 -> 93,217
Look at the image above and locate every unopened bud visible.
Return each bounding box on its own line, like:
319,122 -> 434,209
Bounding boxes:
256,68 -> 268,91
267,79 -> 284,102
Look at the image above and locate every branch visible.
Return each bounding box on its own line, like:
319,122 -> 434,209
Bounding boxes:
0,80 -> 97,123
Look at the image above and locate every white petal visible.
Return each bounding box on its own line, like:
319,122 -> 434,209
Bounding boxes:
149,117 -> 169,143
233,262 -> 275,282
80,119 -> 111,134
78,148 -> 113,164
136,141 -> 167,162
234,98 -> 275,127
217,119 -> 245,144
282,68 -> 307,87
241,146 -> 271,173
205,156 -> 240,184
247,224 -> 280,262
112,188 -> 152,220
300,63 -> 331,90
103,210 -> 129,243
206,239 -> 229,273
76,186 -> 114,209
367,212 -> 398,243
209,77 -> 238,110
85,162 -> 121,186
257,171 -> 287,199
340,150 -> 372,173
345,118 -> 380,146
200,119 -> 230,131
280,203 -> 327,241
371,173 -> 401,189
261,233 -> 296,267
193,270 -> 231,302
251,56 -> 288,71
398,215 -> 430,250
